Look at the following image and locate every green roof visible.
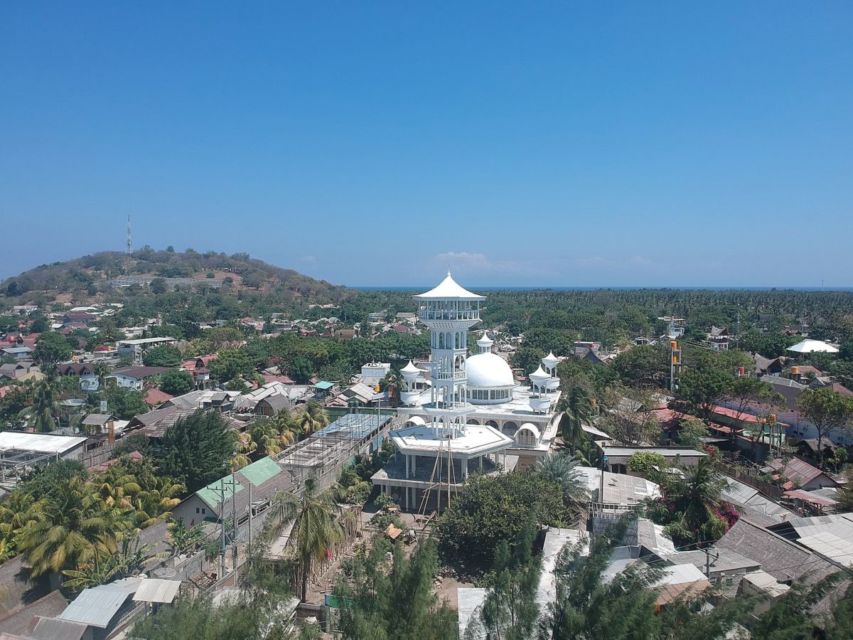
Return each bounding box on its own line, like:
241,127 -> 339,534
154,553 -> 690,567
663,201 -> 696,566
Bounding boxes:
313,380 -> 334,390
196,477 -> 244,510
238,456 -> 282,487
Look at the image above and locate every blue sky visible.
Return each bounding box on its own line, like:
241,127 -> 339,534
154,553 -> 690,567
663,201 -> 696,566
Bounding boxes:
2,2 -> 852,288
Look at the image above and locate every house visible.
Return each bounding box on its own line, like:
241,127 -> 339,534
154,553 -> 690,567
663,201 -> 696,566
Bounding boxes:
107,366 -> 172,390
116,337 -> 177,362
576,466 -> 661,511
80,413 -> 117,436
53,577 -> 143,638
0,362 -> 37,381
717,518 -> 839,586
0,346 -> 33,361
56,362 -> 100,391
761,374 -> 807,410
0,431 -> 88,464
665,548 -> 760,591
767,457 -> 839,491
255,393 -> 291,416
706,326 -> 730,351
143,387 -> 174,407
753,353 -> 786,376
172,457 -> 292,528
360,362 -> 390,386
767,513 -> 853,568
597,445 -> 707,474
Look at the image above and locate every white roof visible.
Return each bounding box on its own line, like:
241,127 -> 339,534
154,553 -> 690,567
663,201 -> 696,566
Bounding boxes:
401,360 -> 422,375
133,578 -> 182,604
0,432 -> 87,455
542,352 -> 560,368
477,331 -> 493,347
529,366 -> 550,383
787,339 -> 839,354
466,352 -> 515,388
59,578 -> 141,628
415,273 -> 484,300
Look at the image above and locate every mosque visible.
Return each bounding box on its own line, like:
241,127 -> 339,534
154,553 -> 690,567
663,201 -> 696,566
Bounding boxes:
371,274 -> 563,513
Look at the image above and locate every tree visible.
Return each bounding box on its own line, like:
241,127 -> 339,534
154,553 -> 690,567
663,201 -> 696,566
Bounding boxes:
541,518 -> 664,640
155,411 -> 236,492
131,592 -> 301,640
436,472 -> 569,575
650,458 -> 728,546
143,345 -> 182,367
62,535 -> 146,590
798,387 -> 853,467
159,370 -> 194,395
30,379 -> 59,432
627,451 -> 668,483
336,538 -> 457,640
149,277 -> 167,294
558,386 -> 592,452
104,385 -> 149,420
600,387 -> 662,446
273,478 -> 343,602
675,417 -> 708,449
537,452 -> 589,518
167,519 -> 205,556
475,522 -> 542,640
612,345 -> 669,387
14,475 -> 132,579
34,331 -> 72,365
209,348 -> 253,383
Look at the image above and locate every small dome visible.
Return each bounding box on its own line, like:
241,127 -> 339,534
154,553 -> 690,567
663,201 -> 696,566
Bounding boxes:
529,366 -> 550,384
466,352 -> 515,388
542,352 -> 560,369
401,360 -> 421,375
477,331 -> 494,350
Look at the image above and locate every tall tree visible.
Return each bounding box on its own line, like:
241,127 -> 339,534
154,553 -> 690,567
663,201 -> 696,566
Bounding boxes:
336,538 -> 457,640
155,411 -> 235,492
558,386 -> 592,452
33,331 -> 72,365
798,387 -> 853,467
273,478 -> 343,602
30,379 -> 59,432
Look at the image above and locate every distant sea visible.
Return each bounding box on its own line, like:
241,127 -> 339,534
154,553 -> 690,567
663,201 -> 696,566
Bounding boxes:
354,286 -> 853,292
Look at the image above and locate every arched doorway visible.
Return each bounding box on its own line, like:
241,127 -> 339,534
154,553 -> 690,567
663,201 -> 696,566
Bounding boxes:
501,421 -> 519,437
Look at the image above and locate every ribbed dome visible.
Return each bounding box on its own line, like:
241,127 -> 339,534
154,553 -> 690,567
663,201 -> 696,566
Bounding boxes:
466,352 -> 515,388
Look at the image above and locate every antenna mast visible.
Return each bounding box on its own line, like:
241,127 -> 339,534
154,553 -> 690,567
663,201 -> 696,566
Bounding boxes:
126,215 -> 132,255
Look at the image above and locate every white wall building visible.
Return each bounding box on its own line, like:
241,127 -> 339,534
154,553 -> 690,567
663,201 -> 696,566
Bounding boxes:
372,274 -> 563,512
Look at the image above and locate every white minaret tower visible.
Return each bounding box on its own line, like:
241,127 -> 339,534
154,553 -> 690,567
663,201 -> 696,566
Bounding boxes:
414,273 -> 484,437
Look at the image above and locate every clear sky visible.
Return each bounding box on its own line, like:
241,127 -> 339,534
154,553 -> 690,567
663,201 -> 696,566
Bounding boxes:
2,3 -> 852,288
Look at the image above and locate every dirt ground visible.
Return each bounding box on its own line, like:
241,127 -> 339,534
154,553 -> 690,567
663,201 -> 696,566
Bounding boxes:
435,574 -> 475,610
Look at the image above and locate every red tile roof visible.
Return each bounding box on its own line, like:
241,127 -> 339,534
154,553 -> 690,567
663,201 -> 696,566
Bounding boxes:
711,406 -> 760,423
144,387 -> 174,406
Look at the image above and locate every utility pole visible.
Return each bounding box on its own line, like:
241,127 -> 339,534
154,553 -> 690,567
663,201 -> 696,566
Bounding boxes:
248,482 -> 253,550
231,472 -> 238,581
703,547 -> 719,579
219,480 -> 226,579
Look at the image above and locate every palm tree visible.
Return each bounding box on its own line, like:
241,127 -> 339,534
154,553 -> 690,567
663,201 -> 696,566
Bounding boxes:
31,379 -> 59,433
14,476 -> 133,581
61,535 -> 147,590
666,458 -> 726,543
272,478 -> 343,602
537,452 -> 589,521
558,386 -> 592,452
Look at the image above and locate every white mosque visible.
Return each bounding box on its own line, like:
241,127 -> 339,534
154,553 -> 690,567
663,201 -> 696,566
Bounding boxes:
371,274 -> 563,512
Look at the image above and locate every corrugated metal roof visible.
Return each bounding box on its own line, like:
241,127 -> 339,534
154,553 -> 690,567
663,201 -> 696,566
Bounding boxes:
133,579 -> 181,604
237,457 -> 281,487
313,380 -> 334,390
196,477 -> 244,511
31,616 -> 88,640
58,578 -> 141,628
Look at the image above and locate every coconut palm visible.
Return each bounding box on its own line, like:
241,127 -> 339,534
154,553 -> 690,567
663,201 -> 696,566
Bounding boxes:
664,458 -> 726,544
272,478 -> 343,602
537,452 -> 589,521
14,475 -> 133,579
62,535 -> 147,590
558,386 -> 592,452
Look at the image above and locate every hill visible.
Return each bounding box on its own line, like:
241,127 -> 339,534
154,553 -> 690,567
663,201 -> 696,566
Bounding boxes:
0,248 -> 347,307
